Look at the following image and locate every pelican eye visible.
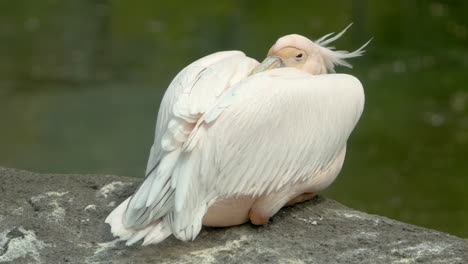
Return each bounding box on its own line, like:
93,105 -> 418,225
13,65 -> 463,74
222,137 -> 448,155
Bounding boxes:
295,53 -> 303,60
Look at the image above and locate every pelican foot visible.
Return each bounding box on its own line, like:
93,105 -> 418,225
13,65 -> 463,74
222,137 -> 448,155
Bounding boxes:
285,192 -> 316,206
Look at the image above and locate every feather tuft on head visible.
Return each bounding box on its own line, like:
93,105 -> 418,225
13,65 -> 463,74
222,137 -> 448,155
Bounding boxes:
315,23 -> 372,73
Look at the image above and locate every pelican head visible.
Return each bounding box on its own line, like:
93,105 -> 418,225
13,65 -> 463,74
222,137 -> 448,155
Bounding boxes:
251,24 -> 371,75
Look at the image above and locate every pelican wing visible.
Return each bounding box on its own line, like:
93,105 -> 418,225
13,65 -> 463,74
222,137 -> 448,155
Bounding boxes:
145,51 -> 258,174
123,51 -> 258,230
171,68 -> 364,236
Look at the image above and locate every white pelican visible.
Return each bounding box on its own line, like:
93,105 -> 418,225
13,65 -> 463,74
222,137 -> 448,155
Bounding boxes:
106,25 -> 369,245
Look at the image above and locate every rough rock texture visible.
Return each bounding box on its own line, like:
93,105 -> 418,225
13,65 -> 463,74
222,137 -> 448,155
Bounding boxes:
0,167 -> 466,264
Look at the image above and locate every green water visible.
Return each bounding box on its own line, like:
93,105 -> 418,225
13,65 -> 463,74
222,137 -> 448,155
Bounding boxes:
1,1 -> 467,237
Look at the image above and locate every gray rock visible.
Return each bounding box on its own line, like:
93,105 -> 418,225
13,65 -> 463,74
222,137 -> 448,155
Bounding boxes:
0,167 -> 466,264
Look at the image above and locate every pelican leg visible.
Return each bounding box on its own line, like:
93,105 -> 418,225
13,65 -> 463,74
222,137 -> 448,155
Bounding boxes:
248,208 -> 270,225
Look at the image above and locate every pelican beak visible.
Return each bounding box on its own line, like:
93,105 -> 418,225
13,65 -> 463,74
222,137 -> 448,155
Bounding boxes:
250,56 -> 284,75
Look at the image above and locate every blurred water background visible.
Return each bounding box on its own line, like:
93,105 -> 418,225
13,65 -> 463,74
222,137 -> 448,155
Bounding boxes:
0,0 -> 467,237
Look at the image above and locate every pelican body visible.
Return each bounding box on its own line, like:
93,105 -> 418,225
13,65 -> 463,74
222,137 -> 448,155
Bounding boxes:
106,25 -> 368,245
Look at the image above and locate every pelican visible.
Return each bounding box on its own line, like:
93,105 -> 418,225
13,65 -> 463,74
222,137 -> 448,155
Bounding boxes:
106,25 -> 369,245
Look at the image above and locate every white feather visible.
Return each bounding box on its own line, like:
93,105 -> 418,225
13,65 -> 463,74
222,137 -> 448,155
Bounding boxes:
315,23 -> 353,46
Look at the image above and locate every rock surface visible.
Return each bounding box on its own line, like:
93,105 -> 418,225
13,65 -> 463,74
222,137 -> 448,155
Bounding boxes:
0,167 -> 466,264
